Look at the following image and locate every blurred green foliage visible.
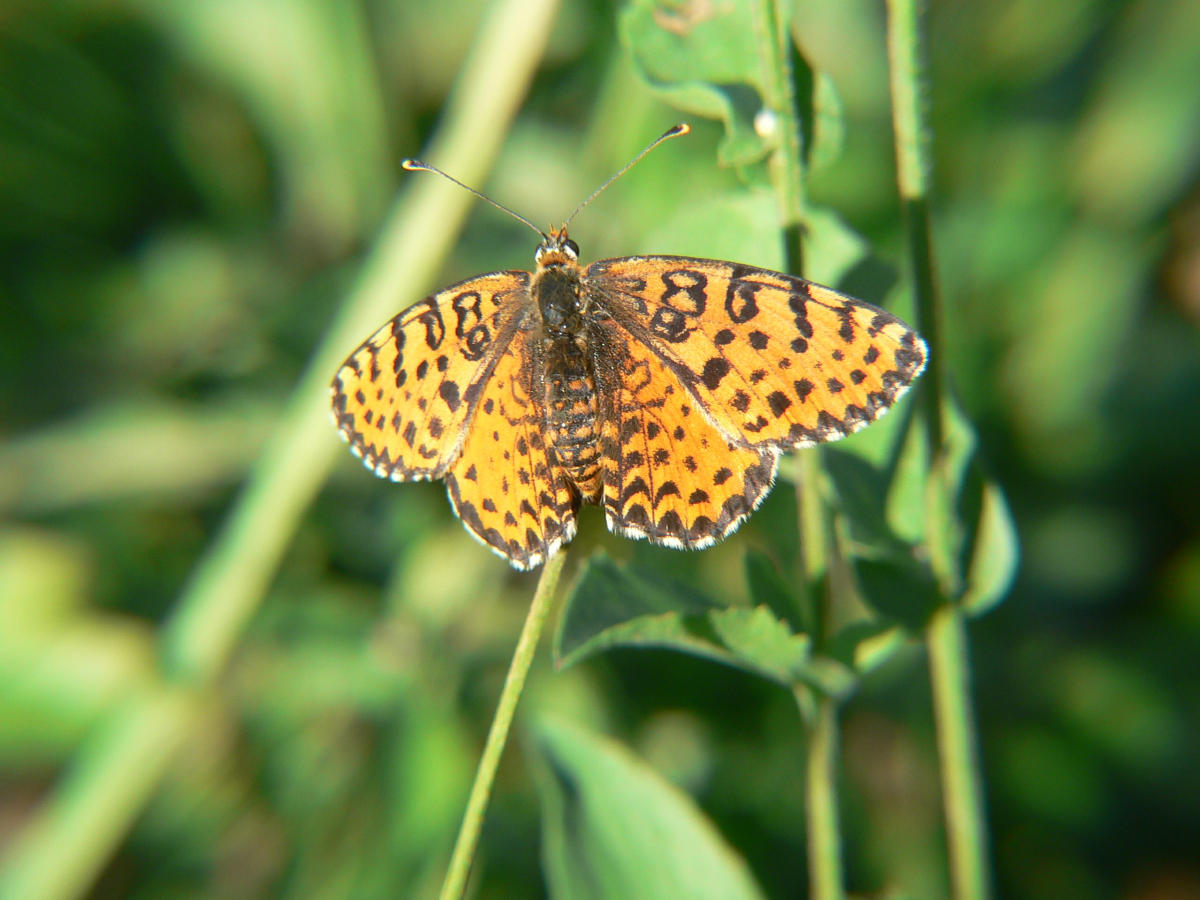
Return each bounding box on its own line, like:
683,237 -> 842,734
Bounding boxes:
1,0 -> 1199,898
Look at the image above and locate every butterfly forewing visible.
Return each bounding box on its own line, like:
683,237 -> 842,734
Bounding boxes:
331,271 -> 529,480
587,257 -> 927,449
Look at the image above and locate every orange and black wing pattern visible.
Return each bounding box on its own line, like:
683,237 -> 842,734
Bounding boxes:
592,318 -> 778,549
331,271 -> 530,481
587,256 -> 926,450
444,324 -> 578,570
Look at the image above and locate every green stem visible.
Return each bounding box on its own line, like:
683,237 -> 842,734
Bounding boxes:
927,606 -> 992,900
439,552 -> 566,900
755,0 -> 808,234
753,4 -> 847,898
0,2 -> 561,898
885,0 -> 946,450
886,3 -> 992,898
800,690 -> 846,900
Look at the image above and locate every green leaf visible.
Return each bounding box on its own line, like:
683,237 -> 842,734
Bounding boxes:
853,557 -> 942,631
808,71 -> 846,172
742,549 -> 797,628
555,553 -> 722,661
532,717 -> 768,900
620,0 -> 768,168
828,383 -> 1018,622
621,0 -> 847,176
804,205 -> 872,287
943,415 -> 1021,617
556,554 -> 852,691
827,621 -> 908,676
643,189 -> 784,271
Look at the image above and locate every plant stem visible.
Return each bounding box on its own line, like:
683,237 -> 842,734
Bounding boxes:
927,606 -> 992,900
753,3 -> 847,897
885,0 -> 946,450
754,0 -> 808,236
439,551 -> 566,900
799,689 -> 846,900
886,3 -> 992,898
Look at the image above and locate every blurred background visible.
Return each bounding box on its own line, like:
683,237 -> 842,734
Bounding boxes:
1,0 -> 1199,898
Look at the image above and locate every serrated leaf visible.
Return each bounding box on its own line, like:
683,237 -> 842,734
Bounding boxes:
708,605 -> 814,686
533,717 -> 767,900
556,555 -> 845,690
554,554 -> 722,664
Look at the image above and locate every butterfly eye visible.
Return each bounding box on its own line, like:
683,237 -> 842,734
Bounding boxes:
564,238 -> 580,258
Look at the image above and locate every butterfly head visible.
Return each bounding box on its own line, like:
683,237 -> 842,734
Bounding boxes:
535,227 -> 580,268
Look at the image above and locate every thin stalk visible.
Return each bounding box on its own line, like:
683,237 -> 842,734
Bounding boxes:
927,606 -> 991,900
439,551 -> 566,900
886,2 -> 992,898
800,691 -> 846,900
753,2 -> 846,898
0,2 -> 560,899
754,0 -> 808,233
885,0 -> 946,449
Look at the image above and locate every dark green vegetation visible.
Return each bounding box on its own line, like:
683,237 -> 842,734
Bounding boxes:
2,1 -> 1198,899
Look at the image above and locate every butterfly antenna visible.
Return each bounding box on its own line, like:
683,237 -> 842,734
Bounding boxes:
561,123 -> 691,229
401,158 -> 546,238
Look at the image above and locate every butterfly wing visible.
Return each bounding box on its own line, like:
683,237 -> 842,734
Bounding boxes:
444,324 -> 578,570
591,319 -> 778,548
586,257 -> 926,449
331,271 -> 530,480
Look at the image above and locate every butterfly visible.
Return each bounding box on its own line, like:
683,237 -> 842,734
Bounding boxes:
331,125 -> 927,570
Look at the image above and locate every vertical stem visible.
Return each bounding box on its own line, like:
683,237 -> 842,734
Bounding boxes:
800,690 -> 846,900
753,3 -> 846,897
885,0 -> 946,448
927,606 -> 992,900
886,3 -> 992,898
439,551 -> 566,900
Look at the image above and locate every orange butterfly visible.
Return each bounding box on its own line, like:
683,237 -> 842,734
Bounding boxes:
331,126 -> 926,570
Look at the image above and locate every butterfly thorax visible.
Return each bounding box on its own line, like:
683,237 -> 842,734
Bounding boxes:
533,251 -> 603,501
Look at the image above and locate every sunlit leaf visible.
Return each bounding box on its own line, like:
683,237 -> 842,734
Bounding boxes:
533,717 -> 768,900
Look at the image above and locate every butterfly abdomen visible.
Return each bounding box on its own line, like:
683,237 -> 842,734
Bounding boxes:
533,259 -> 603,500
543,338 -> 602,500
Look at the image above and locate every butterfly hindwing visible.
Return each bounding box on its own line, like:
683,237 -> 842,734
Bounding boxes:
594,319 -> 779,549
331,271 -> 530,480
587,256 -> 927,449
445,324 -> 578,570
